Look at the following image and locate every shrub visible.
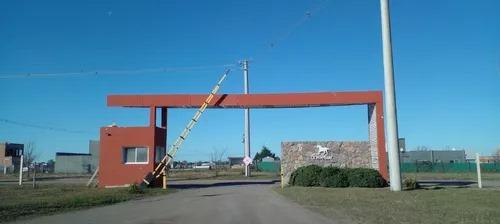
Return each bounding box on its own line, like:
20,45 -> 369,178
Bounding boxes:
319,167 -> 349,187
289,165 -> 323,186
128,183 -> 144,194
403,177 -> 419,190
346,168 -> 387,188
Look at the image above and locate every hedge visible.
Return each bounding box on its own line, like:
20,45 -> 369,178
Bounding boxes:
289,165 -> 323,187
319,167 -> 349,187
289,165 -> 387,188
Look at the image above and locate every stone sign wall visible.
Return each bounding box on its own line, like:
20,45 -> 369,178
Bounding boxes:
281,141 -> 376,185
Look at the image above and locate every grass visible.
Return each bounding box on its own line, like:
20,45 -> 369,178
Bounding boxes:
403,172 -> 500,181
276,186 -> 500,224
0,184 -> 172,223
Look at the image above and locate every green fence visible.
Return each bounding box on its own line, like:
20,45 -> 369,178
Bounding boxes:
255,161 -> 280,173
401,161 -> 500,173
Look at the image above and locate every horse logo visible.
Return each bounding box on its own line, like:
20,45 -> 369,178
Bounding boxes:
315,145 -> 329,155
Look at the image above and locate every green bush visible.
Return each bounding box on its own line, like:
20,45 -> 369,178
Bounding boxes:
346,168 -> 387,188
290,166 -> 387,188
319,167 -> 349,187
128,183 -> 144,194
403,177 -> 419,190
289,165 -> 323,186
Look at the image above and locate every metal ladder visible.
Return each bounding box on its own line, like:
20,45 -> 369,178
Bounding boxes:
142,69 -> 231,186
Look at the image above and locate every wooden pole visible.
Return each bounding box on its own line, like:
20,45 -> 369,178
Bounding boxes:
32,162 -> 36,189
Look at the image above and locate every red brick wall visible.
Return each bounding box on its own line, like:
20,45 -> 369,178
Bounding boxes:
99,126 -> 166,187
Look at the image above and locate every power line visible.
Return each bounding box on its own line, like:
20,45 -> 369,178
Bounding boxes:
250,0 -> 331,61
0,63 -> 238,79
0,118 -> 92,134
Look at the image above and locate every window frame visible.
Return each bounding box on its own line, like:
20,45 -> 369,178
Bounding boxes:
123,146 -> 149,164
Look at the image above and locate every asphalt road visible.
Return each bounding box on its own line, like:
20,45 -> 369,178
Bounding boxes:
10,179 -> 336,224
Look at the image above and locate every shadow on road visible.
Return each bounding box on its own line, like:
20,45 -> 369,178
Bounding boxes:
418,180 -> 476,187
168,179 -> 280,189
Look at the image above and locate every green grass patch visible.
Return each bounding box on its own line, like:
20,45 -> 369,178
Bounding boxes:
276,186 -> 500,224
0,184 -> 173,223
403,172 -> 500,181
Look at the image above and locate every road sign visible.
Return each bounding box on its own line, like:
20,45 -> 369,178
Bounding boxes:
243,156 -> 253,166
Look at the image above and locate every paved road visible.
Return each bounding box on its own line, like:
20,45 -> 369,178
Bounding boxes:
10,179 -> 336,224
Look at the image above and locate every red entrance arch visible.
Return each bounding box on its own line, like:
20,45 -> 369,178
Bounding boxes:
99,91 -> 388,187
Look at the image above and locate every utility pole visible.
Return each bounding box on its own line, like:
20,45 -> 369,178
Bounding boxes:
242,60 -> 251,177
18,155 -> 23,186
380,0 -> 402,191
476,153 -> 482,189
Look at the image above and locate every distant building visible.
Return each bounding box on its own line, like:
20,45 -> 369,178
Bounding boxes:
55,140 -> 99,174
228,156 -> 244,167
478,156 -> 498,163
400,150 -> 466,163
261,156 -> 276,162
0,142 -> 24,172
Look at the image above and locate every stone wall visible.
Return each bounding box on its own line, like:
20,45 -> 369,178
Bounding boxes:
281,141 -> 374,185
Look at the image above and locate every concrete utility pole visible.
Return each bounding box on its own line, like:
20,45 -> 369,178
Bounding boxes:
18,155 -> 23,186
476,153 -> 482,189
242,60 -> 251,177
380,0 -> 402,191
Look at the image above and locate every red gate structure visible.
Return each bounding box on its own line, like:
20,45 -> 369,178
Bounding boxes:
99,91 -> 388,187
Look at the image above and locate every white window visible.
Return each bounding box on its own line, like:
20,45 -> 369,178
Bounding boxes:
123,147 -> 148,164
155,146 -> 166,163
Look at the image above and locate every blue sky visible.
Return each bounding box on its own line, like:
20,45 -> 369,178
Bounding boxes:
0,0 -> 498,162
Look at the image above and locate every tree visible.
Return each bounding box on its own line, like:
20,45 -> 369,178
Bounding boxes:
494,148 -> 500,162
210,147 -> 227,177
46,159 -> 55,173
23,142 -> 39,177
24,142 -> 38,165
253,146 -> 277,162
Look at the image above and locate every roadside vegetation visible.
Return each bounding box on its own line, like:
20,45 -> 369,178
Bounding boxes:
0,184 -> 172,223
277,187 -> 500,224
289,165 -> 386,188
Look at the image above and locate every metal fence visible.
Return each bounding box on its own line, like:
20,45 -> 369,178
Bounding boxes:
255,161 -> 280,173
401,161 -> 500,173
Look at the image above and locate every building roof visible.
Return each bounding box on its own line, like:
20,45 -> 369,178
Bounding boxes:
56,152 -> 91,156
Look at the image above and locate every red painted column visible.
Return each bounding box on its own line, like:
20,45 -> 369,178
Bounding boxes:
376,100 -> 389,180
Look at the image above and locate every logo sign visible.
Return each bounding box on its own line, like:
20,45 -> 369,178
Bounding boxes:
243,156 -> 253,166
311,145 -> 333,160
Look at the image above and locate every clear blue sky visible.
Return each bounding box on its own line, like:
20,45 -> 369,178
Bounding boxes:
0,0 -> 498,162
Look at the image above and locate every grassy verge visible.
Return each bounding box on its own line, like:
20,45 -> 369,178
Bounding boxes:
0,184 -> 173,223
403,172 -> 500,181
276,186 -> 500,224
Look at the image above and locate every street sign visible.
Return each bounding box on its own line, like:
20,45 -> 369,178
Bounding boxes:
243,156 -> 253,166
